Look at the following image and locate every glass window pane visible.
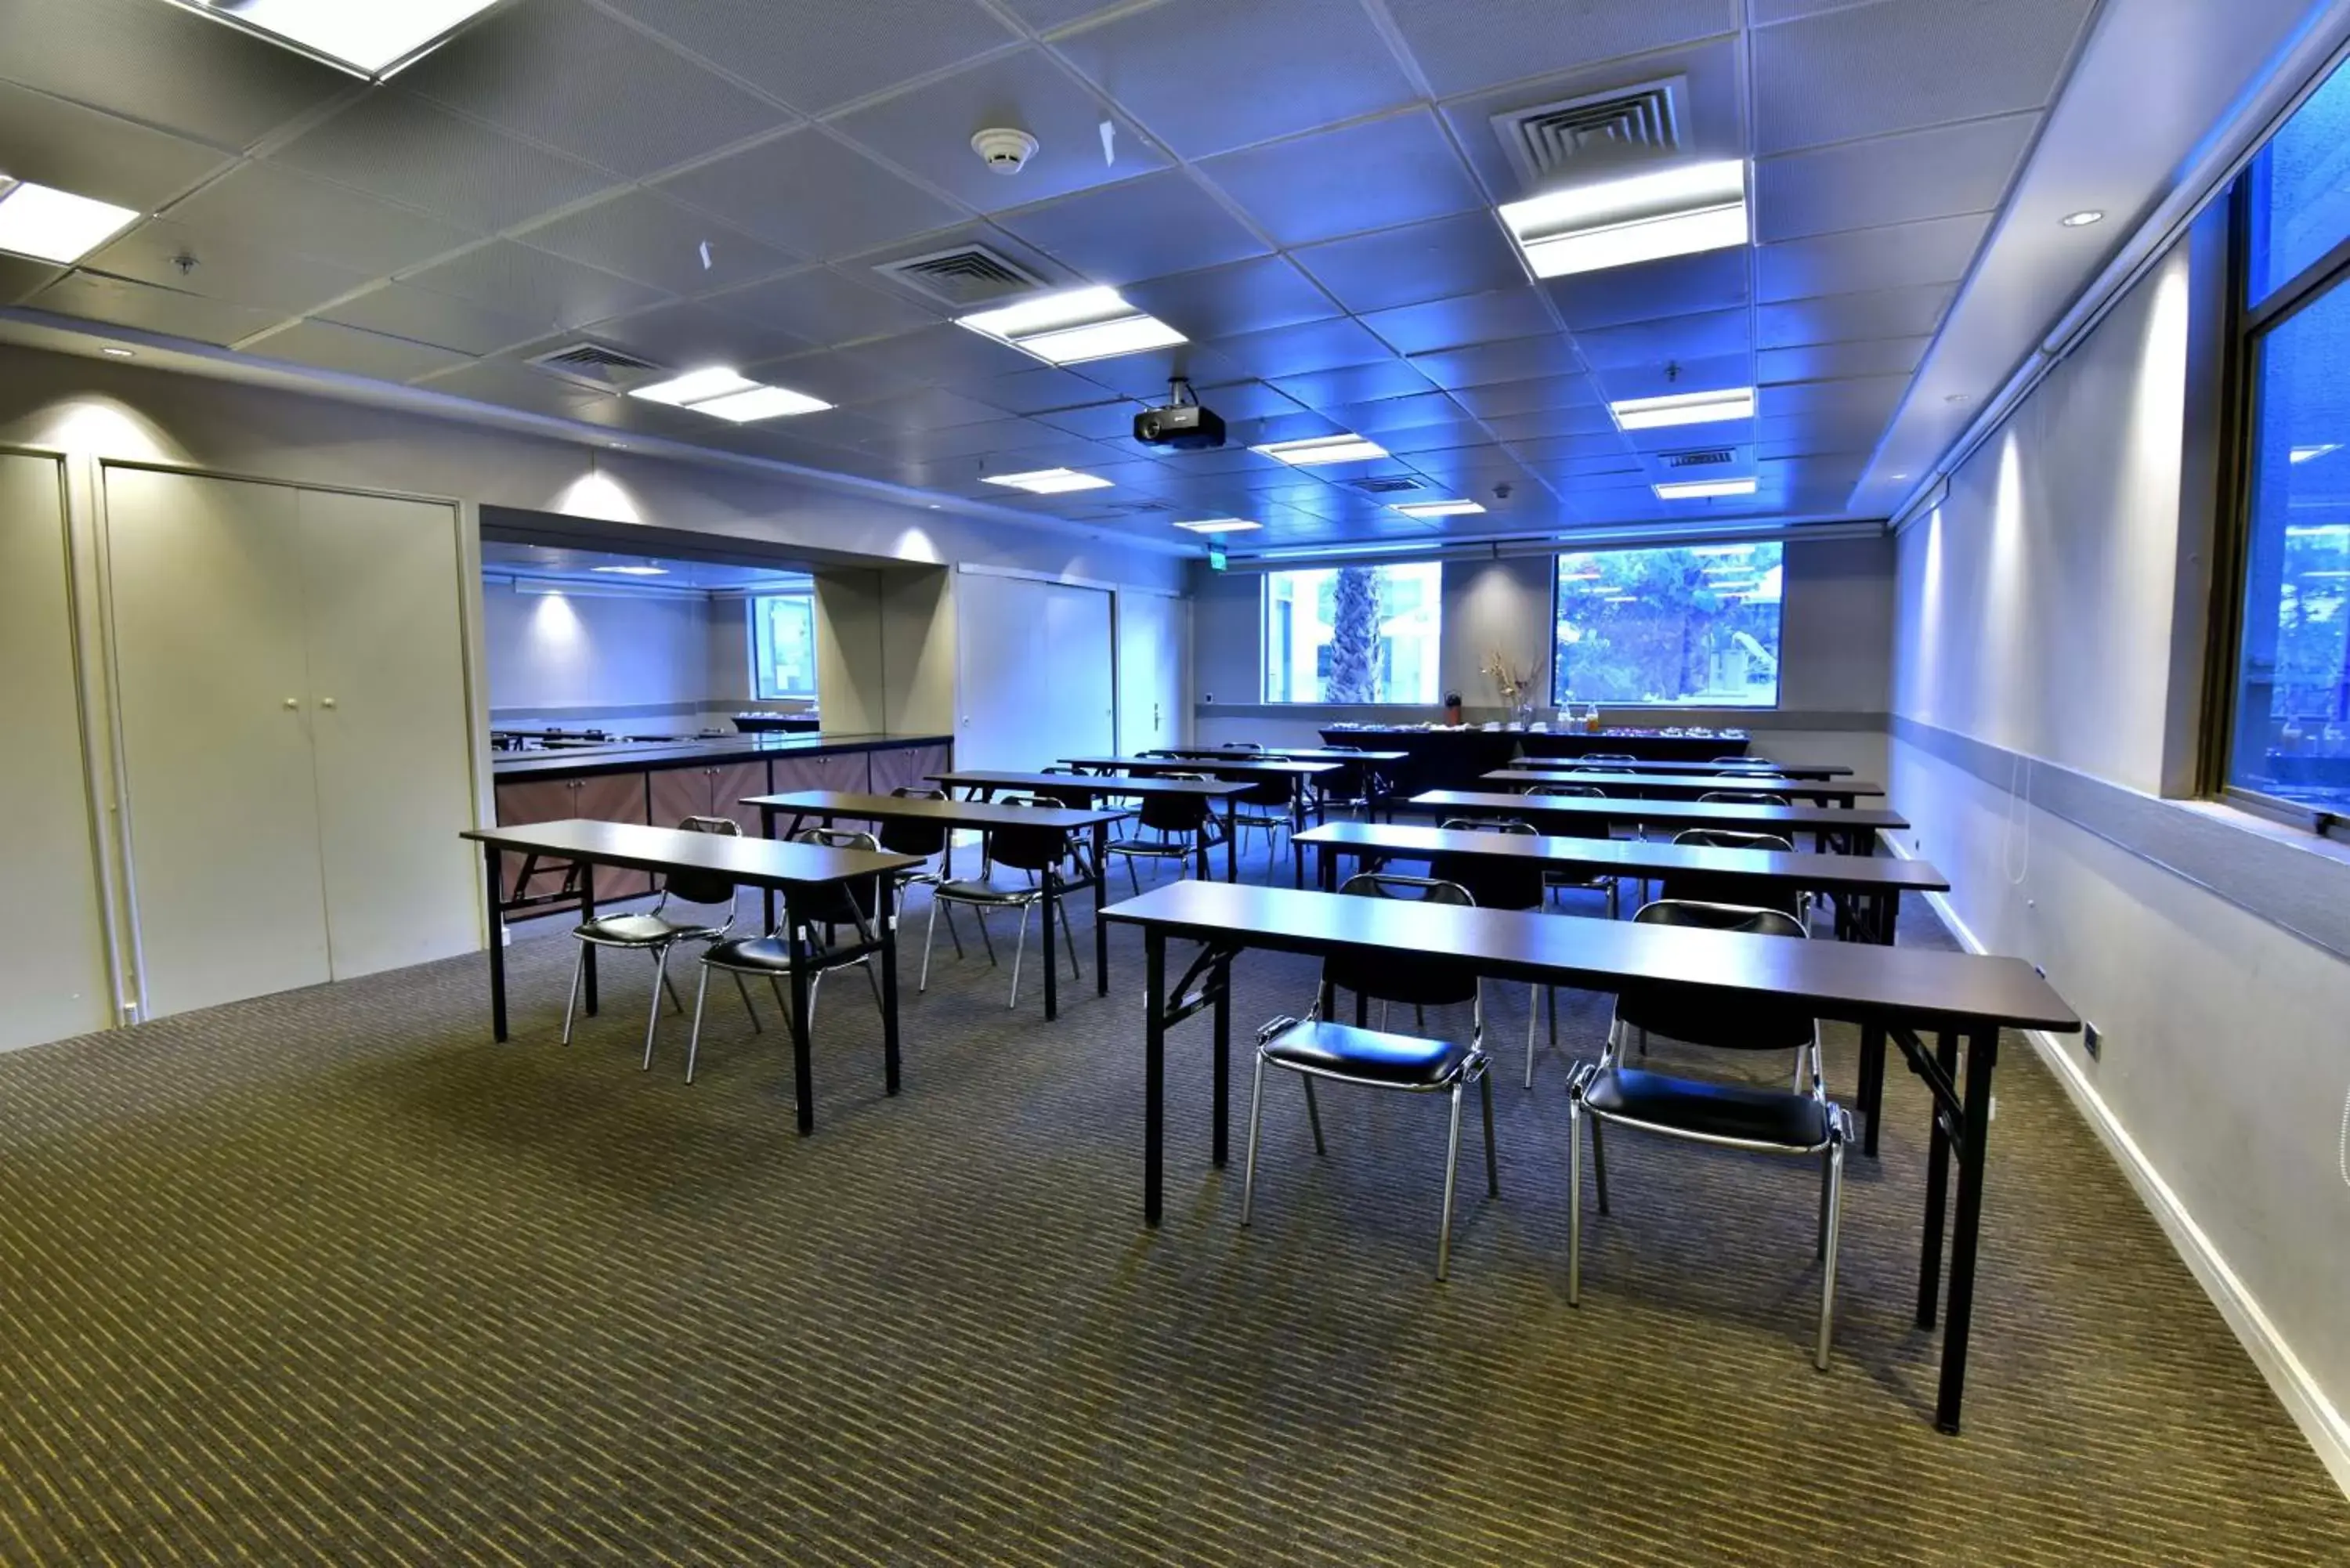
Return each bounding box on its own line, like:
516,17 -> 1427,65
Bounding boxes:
752,594 -> 817,700
2229,280 -> 2350,813
2247,56 -> 2350,305
1552,543 -> 1783,707
1260,562 -> 1442,704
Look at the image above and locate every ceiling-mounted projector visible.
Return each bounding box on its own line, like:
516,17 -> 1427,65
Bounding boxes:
1133,378 -> 1225,450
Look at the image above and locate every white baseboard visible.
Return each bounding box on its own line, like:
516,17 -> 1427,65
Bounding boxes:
1904,873 -> 2350,1500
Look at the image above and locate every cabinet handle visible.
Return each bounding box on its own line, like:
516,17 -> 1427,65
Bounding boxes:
320,697 -> 337,710
283,697 -> 299,710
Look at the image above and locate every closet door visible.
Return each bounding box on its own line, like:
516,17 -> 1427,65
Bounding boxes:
1043,582 -> 1115,758
106,468 -> 329,1017
0,453 -> 113,1048
954,571 -> 1049,771
298,490 -> 478,978
1116,591 -> 1186,755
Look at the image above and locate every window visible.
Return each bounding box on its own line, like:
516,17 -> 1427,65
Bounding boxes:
1552,542 -> 1782,708
2220,59 -> 2350,822
751,593 -> 818,700
1260,562 -> 1441,704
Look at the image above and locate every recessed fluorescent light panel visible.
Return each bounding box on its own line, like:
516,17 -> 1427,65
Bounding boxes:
2290,443 -> 2341,464
1392,500 -> 1485,518
162,0 -> 508,80
1607,388 -> 1755,431
956,286 -> 1185,366
982,468 -> 1112,495
1251,433 -> 1389,466
627,368 -> 830,422
1173,518 -> 1262,534
0,178 -> 140,263
1654,477 -> 1758,500
1499,159 -> 1748,279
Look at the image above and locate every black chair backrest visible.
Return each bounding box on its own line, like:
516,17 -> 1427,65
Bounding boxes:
1322,873 -> 1481,1010
1029,767 -> 1096,807
1614,900 -> 1812,1050
988,795 -> 1073,875
1523,786 -> 1612,840
1235,771 -> 1291,806
789,828 -> 882,926
1584,753 -> 1638,762
1701,789 -> 1791,807
877,786 -> 950,858
1714,755 -> 1777,768
1137,779 -> 1212,833
666,816 -> 742,906
1661,829 -> 1800,913
1674,829 -> 1795,853
1225,740 -> 1264,751
1429,818 -> 1545,912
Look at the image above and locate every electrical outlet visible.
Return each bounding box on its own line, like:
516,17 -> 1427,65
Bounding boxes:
2083,1021 -> 2101,1061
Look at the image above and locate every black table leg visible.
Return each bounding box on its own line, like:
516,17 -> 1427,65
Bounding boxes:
1226,799 -> 1240,882
579,870 -> 598,1016
878,877 -> 901,1097
1292,835 -> 1305,890
1860,1024 -> 1885,1158
483,842 -> 508,1042
787,889 -> 814,1136
1144,930 -> 1166,1227
1936,1025 -> 2001,1434
1916,1029 -> 1957,1326
761,804 -> 778,931
1043,868 -> 1060,1022
1094,821 -> 1110,997
1881,887 -> 1903,946
1321,841 -> 1340,891
1212,960 -> 1230,1169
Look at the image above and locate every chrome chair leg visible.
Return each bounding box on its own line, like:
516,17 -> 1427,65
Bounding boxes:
1479,1071 -> 1499,1197
661,968 -> 685,1016
1301,1075 -> 1325,1154
1058,893 -> 1081,979
1437,1082 -> 1465,1281
920,896 -> 940,993
1241,1053 -> 1268,1227
1589,1115 -> 1611,1215
561,941 -> 586,1045
1817,1135 -> 1846,1371
1523,985 -> 1538,1089
1567,1096 -> 1584,1306
732,970 -> 761,1033
642,945 -> 674,1070
1007,903 -> 1032,1009
685,964 -> 712,1083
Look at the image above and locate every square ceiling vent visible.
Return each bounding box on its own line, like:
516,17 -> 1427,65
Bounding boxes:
1492,77 -> 1687,191
526,341 -> 666,396
875,244 -> 1047,309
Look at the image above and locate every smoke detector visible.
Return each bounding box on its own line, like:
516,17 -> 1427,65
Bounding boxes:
972,128 -> 1039,175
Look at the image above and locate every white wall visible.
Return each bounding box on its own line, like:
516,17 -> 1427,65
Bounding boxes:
483,579 -> 718,728
1891,241 -> 2350,1487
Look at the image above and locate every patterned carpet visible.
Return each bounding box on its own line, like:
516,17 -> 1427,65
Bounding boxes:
0,848 -> 2343,1566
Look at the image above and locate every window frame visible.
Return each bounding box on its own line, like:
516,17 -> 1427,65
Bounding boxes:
748,591 -> 819,703
1547,540 -> 1788,711
1256,560 -> 1444,706
2205,172 -> 2350,840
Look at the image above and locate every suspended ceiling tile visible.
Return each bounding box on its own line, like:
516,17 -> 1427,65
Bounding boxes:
319,281 -> 545,356
598,0 -> 1021,114
1755,281 -> 1954,349
884,417 -> 1047,460
1595,349 -> 1750,401
1752,0 -> 2095,154
1380,0 -> 1738,97
655,128 -> 964,261
0,0 -> 350,150
399,0 -> 791,179
515,190 -> 798,295
1547,247 -> 1750,331
401,240 -> 667,332
1755,114 -> 2038,243
1756,213 -> 1989,302
855,385 -> 1020,432
999,0 -> 1128,29
1381,417 -> 1500,454
1198,110 -> 1484,248
1327,390 -> 1472,435
1267,359 -> 1437,412
1512,431 -> 1647,466
1050,0 -> 1416,160
996,171 -> 1270,286
572,298 -> 811,368
1446,372 -> 1597,419
855,322 -> 1050,386
1571,308 -> 1752,370
1166,380 -> 1308,422
242,319 -> 474,383
412,357 -> 613,418
1213,317 -> 1393,380
272,92 -> 617,233
967,366 -> 1123,414
1073,344 -> 1249,400
1758,334 -> 1930,385
1033,400 -> 1149,439
705,267 -> 941,348
0,81 -> 230,212
1756,372 -> 1910,417
746,348 -> 924,406
162,162 -> 479,275
1359,289 -> 1557,357
1409,334 -> 1585,392
31,271 -> 286,347
1122,257 -> 1341,343
83,218 -> 376,316
1292,211 -> 1526,316
0,254 -> 63,305
830,47 -> 1167,213
1480,403 -> 1618,443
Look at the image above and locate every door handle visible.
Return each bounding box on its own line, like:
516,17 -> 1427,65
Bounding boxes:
320,697 -> 337,710
283,697 -> 299,710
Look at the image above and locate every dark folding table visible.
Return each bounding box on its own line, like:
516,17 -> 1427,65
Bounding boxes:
1407,789 -> 1910,855
1507,757 -> 1855,780
1060,755 -> 1340,840
930,769 -> 1249,882
746,789 -> 1128,1021
462,820 -> 920,1135
1101,880 -> 2078,1435
1481,768 -> 1887,808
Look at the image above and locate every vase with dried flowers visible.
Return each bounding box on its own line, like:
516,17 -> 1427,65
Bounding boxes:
1481,649 -> 1538,727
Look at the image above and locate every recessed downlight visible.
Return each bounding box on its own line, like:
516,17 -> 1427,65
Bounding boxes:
2060,210 -> 2106,228
101,346 -> 136,359
983,468 -> 1112,494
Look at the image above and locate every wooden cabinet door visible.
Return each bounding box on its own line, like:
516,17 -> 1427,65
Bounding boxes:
105,468 -> 330,1017
768,753 -> 835,797
646,761 -> 714,829
574,771 -> 651,901
494,778 -> 580,912
708,760 -> 770,836
868,742 -> 950,796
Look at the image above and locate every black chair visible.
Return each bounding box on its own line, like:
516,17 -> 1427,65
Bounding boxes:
1104,774 -> 1217,893
1524,784 -> 1623,922
1432,818 -> 1560,1089
1314,743 -> 1375,820
1668,828 -> 1806,920
1228,772 -> 1295,878
877,784 -> 965,956
1564,899 -> 1853,1369
1244,873 -> 1497,1280
1712,754 -> 1779,771
1701,789 -> 1791,807
924,795 -> 1089,1008
682,828 -> 888,1082
562,815 -> 739,1064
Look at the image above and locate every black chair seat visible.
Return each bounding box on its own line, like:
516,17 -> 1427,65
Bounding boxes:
1260,1018 -> 1474,1087
935,877 -> 1040,905
1580,1064 -> 1832,1150
1107,836 -> 1191,857
701,934 -> 797,973
575,912 -> 721,948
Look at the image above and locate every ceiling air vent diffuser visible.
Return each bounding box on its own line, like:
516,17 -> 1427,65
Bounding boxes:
1492,78 -> 1686,189
526,342 -> 664,395
1666,448 -> 1736,468
876,244 -> 1047,308
1350,476 -> 1425,495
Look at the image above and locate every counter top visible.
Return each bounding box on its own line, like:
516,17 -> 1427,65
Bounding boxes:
490,731 -> 950,781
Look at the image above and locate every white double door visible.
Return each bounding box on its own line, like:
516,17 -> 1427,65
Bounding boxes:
105,468 -> 478,1018
1116,591 -> 1186,756
956,572 -> 1116,772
